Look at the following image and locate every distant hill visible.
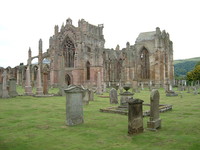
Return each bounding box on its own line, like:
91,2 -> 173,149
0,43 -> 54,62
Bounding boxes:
174,57 -> 200,77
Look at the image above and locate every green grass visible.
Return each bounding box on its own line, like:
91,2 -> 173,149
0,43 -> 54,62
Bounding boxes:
0,88 -> 200,150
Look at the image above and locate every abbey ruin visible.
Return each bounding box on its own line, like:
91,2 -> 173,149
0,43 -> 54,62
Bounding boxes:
0,18 -> 174,89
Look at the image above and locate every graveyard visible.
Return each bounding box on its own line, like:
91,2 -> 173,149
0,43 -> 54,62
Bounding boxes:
0,86 -> 200,150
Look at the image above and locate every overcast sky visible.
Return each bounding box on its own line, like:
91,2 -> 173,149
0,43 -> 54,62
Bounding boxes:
0,0 -> 200,68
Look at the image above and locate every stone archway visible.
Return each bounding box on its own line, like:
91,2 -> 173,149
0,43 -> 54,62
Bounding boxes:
65,74 -> 71,85
140,47 -> 150,79
86,61 -> 90,80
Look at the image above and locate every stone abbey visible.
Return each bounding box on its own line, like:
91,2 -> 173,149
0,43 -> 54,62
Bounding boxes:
0,18 -> 174,89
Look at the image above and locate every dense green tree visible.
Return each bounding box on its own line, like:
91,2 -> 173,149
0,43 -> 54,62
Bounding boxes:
186,62 -> 200,81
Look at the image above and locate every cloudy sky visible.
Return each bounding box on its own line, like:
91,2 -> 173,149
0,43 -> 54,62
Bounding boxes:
0,0 -> 199,68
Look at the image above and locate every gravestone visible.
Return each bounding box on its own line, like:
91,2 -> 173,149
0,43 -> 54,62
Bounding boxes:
109,88 -> 118,104
120,84 -> 134,107
64,85 -> 84,126
59,84 -> 69,96
128,98 -> 144,135
2,70 -> 9,98
8,78 -> 18,97
83,88 -> 90,105
147,89 -> 161,131
0,83 -> 2,98
88,89 -> 94,101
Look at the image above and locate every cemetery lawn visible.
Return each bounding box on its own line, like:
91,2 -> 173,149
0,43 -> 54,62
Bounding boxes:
0,88 -> 200,150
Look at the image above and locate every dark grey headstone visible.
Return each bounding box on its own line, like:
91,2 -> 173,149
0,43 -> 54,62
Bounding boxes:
109,88 -> 118,104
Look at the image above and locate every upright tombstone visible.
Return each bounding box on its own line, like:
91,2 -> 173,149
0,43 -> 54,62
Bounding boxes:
24,66 -> 33,96
128,98 -> 144,135
0,83 -> 2,97
109,88 -> 118,104
2,70 -> 9,98
83,88 -> 90,105
8,78 -> 18,97
147,89 -> 161,131
88,89 -> 94,101
96,72 -> 102,95
64,85 -> 84,126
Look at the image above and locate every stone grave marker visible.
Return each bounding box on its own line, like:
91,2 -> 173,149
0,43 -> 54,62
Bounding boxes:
88,89 -> 94,101
128,98 -> 144,135
64,85 -> 84,126
83,88 -> 90,105
0,83 -> 2,98
8,78 -> 18,97
24,66 -> 33,96
147,89 -> 161,131
109,88 -> 118,104
2,70 -> 9,98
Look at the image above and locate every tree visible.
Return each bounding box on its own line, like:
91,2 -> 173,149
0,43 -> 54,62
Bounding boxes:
186,62 -> 200,81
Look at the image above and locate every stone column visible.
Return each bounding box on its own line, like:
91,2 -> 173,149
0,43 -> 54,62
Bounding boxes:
128,98 -> 144,135
96,72 -> 102,95
25,66 -> 33,95
36,66 -> 43,95
147,89 -> 161,131
109,88 -> 118,104
8,78 -> 18,97
64,85 -> 84,126
2,70 -> 9,98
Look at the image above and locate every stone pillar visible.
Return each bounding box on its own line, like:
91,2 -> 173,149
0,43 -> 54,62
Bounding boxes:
147,89 -> 161,131
25,66 -> 33,96
128,98 -> 144,135
36,66 -> 43,96
43,67 -> 49,95
2,70 -> 9,98
109,88 -> 118,104
8,78 -> 18,97
96,72 -> 102,95
64,85 -> 84,126
16,69 -> 20,85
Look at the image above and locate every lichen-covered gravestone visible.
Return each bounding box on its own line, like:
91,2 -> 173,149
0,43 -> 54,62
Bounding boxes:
147,89 -> 161,131
128,98 -> 144,135
9,78 -> 18,97
64,85 -> 84,126
2,70 -> 9,98
83,88 -> 90,105
109,88 -> 118,104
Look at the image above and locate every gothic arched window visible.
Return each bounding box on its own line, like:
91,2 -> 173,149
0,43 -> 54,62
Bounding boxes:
63,37 -> 75,67
86,61 -> 90,80
140,47 -> 150,79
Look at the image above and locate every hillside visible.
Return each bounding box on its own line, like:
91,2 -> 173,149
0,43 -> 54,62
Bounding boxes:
174,57 -> 200,76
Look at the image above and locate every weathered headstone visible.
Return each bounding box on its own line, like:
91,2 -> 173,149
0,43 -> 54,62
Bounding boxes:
128,98 -> 144,135
83,88 -> 90,105
88,89 -> 94,101
64,85 -> 84,126
147,89 -> 161,131
8,78 -> 18,97
2,70 -> 9,98
109,88 -> 118,104
0,83 -> 3,98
